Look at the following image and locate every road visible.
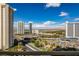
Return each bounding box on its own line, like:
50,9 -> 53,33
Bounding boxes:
25,44 -> 40,52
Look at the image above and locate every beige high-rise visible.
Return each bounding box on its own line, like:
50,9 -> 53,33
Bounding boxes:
17,21 -> 24,34
0,4 -> 14,50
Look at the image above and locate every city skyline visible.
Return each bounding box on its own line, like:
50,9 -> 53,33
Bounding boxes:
9,3 -> 79,29
0,3 -> 79,53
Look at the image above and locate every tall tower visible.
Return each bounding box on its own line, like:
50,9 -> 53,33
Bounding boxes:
0,4 -> 14,50
65,21 -> 79,38
17,21 -> 25,34
29,22 -> 32,34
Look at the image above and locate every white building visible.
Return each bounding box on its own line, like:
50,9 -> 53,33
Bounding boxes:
17,21 -> 25,34
32,30 -> 39,35
0,4 -> 14,50
65,21 -> 79,38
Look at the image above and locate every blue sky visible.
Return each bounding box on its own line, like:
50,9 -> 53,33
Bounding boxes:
9,3 -> 79,29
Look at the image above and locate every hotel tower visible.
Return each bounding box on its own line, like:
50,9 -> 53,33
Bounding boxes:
17,21 -> 25,34
65,21 -> 79,38
0,4 -> 14,50
29,22 -> 32,34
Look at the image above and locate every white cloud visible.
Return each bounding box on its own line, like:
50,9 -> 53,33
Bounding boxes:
13,8 -> 17,11
43,21 -> 56,25
13,21 -> 65,29
28,21 -> 33,24
59,23 -> 65,26
27,20 -> 57,29
24,23 -> 47,29
13,21 -> 17,27
46,3 -> 61,8
13,21 -> 25,27
74,18 -> 79,21
25,24 -> 29,29
59,12 -> 68,16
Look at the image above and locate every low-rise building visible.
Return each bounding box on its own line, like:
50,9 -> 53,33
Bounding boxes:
32,30 -> 39,35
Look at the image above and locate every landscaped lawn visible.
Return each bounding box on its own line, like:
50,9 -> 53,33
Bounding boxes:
29,38 -> 58,51
6,44 -> 25,52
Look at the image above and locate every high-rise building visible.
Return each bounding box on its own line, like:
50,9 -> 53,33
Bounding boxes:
65,21 -> 79,38
17,21 -> 25,34
0,4 -> 14,50
29,22 -> 32,34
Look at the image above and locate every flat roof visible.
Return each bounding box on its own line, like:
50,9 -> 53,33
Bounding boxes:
65,22 -> 79,24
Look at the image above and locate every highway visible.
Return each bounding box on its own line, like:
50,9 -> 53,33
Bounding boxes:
25,44 -> 37,51
25,44 -> 40,51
